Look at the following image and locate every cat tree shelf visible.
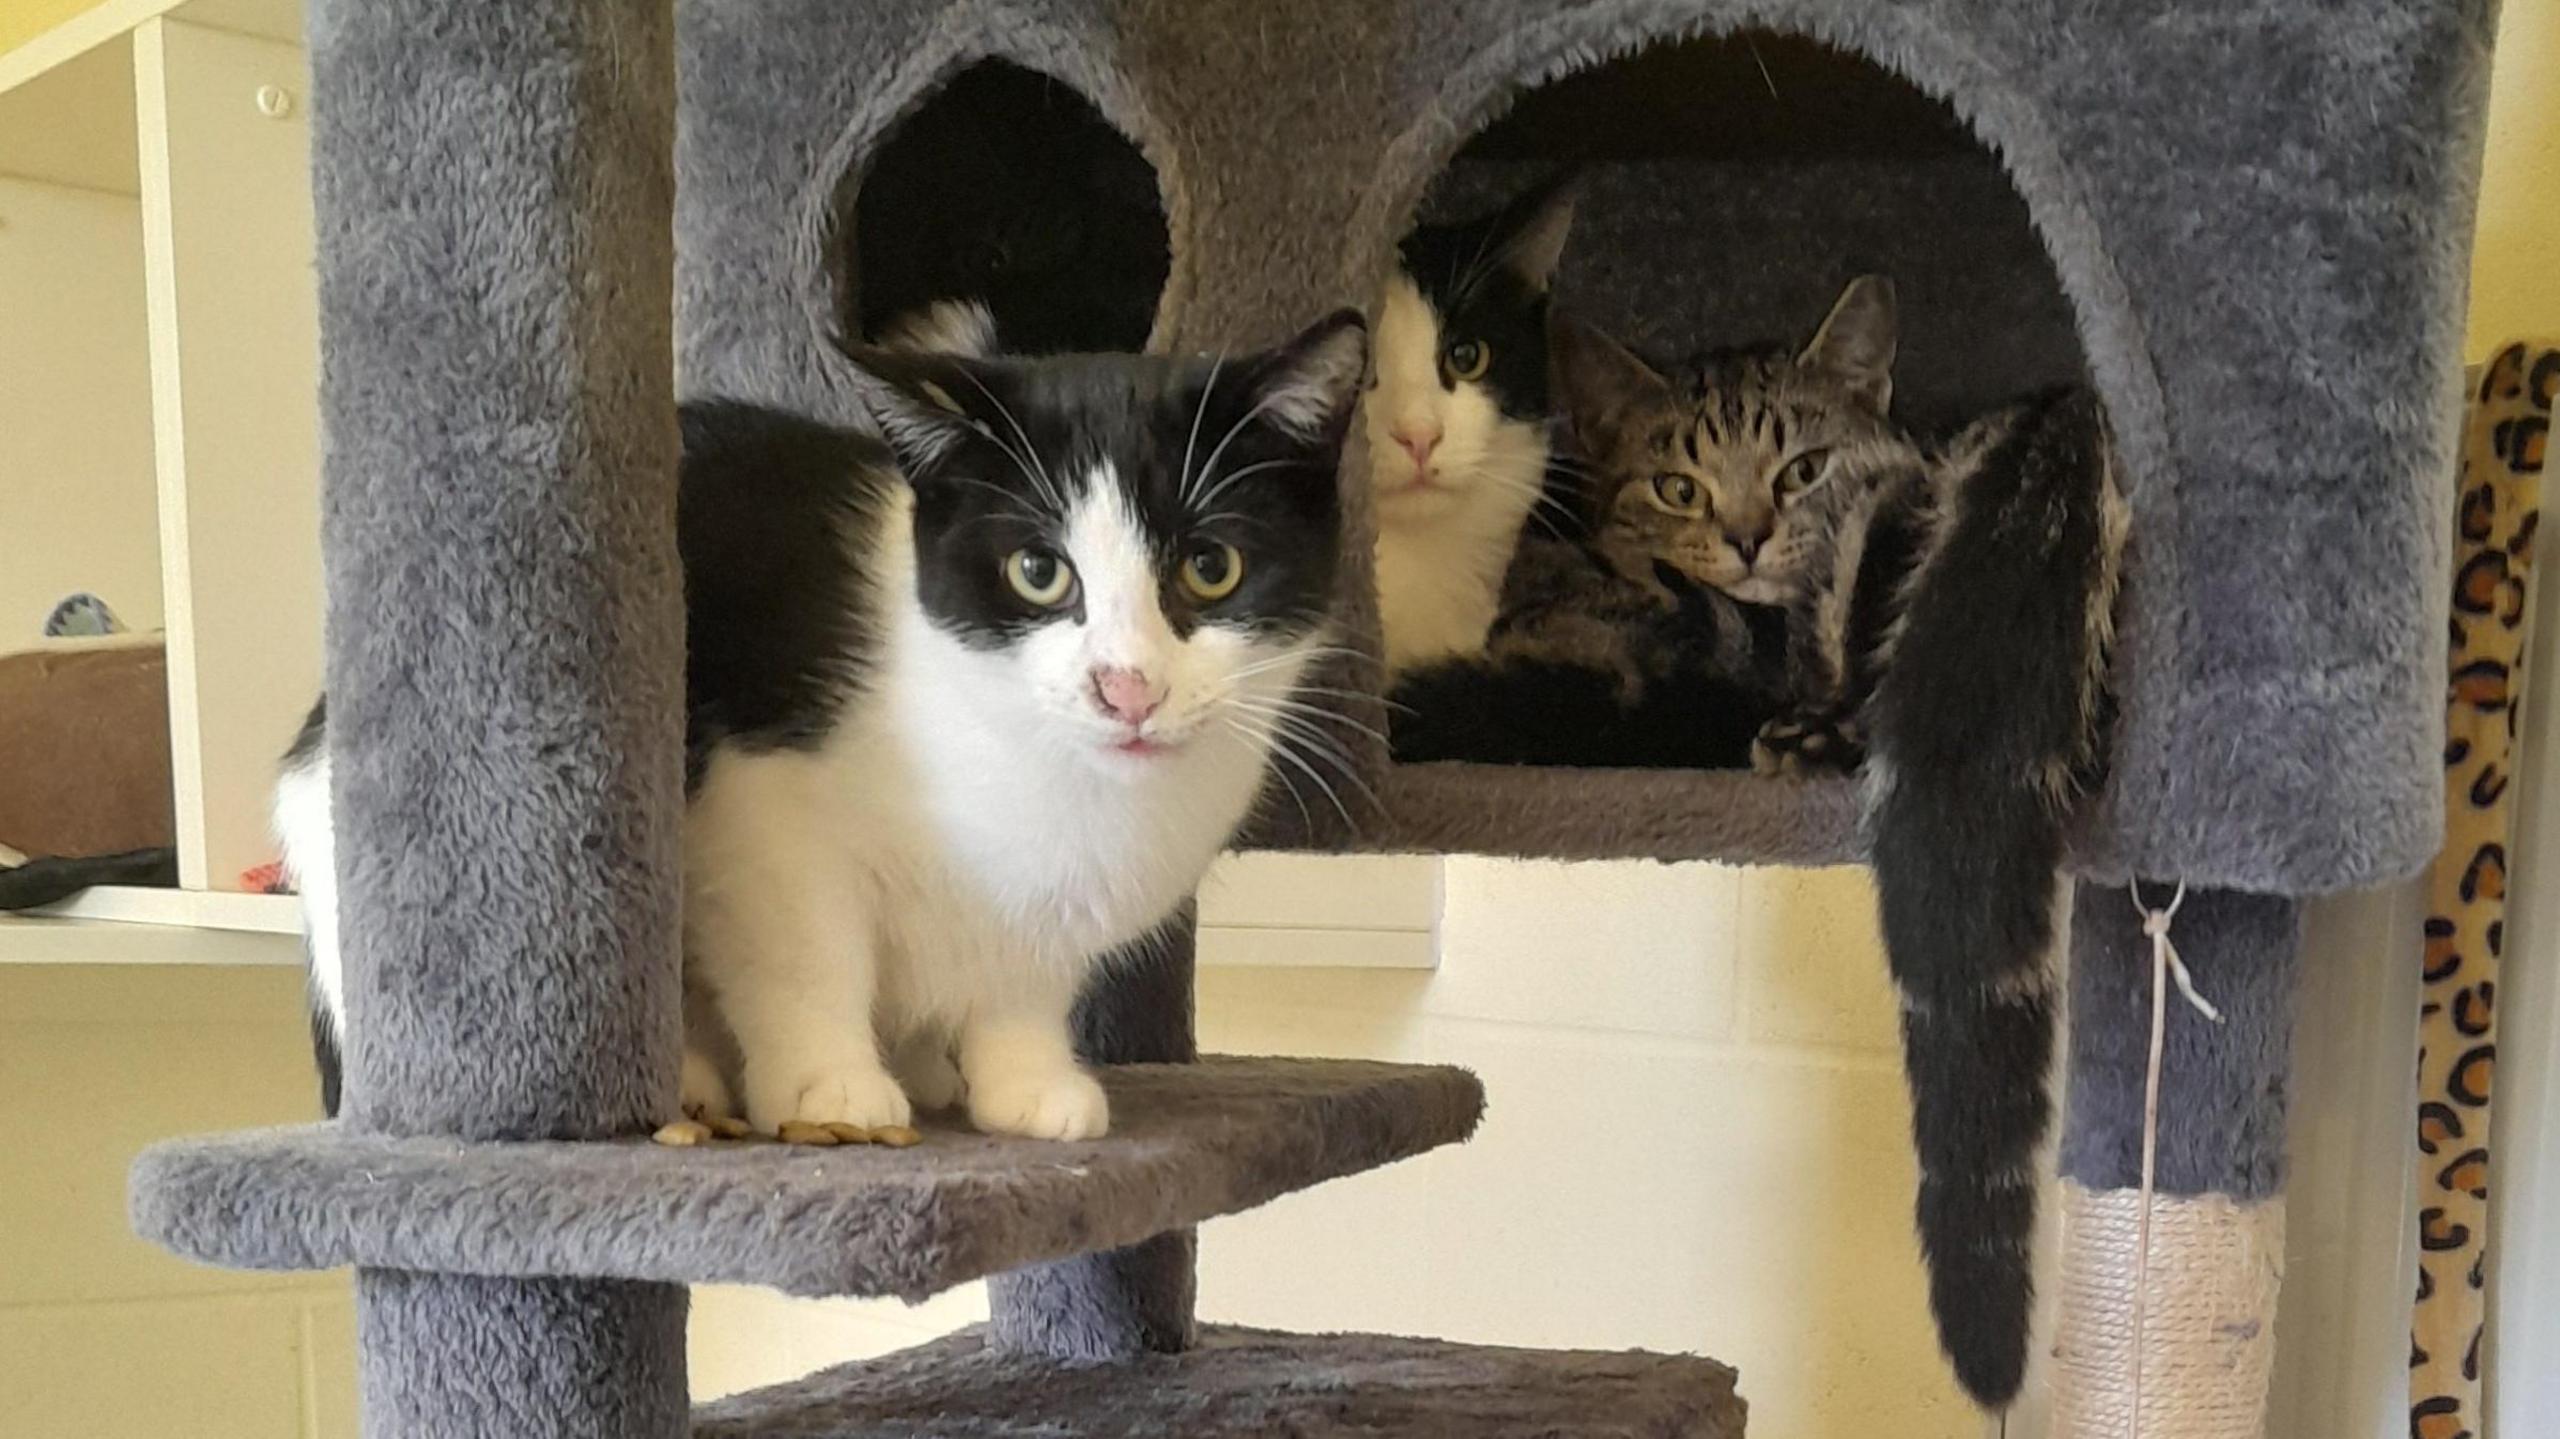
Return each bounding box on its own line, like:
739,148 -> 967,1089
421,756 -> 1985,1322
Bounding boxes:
131,1057 -> 1481,1299
1335,765 -> 1867,867
695,1325 -> 1744,1438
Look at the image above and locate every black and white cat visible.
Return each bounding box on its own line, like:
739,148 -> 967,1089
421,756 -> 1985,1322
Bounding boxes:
279,314 -> 1368,1140
1364,180 -> 1577,675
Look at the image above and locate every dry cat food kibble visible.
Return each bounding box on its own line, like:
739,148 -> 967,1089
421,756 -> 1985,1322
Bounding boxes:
871,1125 -> 923,1148
823,1122 -> 874,1144
706,1115 -> 753,1140
776,1121 -> 840,1147
651,1120 -> 711,1148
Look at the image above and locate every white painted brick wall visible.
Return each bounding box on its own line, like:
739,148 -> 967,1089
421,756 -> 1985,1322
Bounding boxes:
0,960 -> 357,1439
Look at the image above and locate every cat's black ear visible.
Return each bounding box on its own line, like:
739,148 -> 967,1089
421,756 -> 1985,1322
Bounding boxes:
837,344 -> 1003,469
1238,309 -> 1370,444
1490,174 -> 1581,291
1799,275 -> 1897,413
1550,311 -> 1669,453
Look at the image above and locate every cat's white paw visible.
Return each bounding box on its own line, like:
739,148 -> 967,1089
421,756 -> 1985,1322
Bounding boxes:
967,1067 -> 1109,1141
744,1054 -> 913,1133
680,1045 -> 735,1122
891,1040 -> 967,1113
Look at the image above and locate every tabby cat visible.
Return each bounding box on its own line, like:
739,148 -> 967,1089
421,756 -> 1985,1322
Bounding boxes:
1408,275 -> 2126,1411
279,315 -> 1369,1141
1548,277 -> 1933,771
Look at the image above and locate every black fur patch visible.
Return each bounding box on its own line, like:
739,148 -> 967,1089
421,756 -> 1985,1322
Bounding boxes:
846,328 -> 1355,654
675,401 -> 897,787
1399,179 -> 1572,427
309,1000 -> 342,1118
1389,656 -> 1772,768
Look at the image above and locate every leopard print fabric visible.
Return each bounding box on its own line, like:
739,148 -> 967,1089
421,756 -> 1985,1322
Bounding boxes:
2411,342 -> 2552,1439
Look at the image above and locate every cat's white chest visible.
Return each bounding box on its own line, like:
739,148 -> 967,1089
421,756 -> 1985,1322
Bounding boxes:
1376,517 -> 1512,672
861,624 -> 1257,965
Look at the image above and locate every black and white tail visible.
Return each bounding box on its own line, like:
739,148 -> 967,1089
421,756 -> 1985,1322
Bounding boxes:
274,698 -> 343,1117
1864,387 -> 2125,1409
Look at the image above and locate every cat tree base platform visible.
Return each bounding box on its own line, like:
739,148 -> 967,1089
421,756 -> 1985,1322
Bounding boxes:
695,1324 -> 1744,1438
131,1058 -> 1482,1299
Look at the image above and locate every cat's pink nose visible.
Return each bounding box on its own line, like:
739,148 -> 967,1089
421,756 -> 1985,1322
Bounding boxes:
1735,531 -> 1769,565
1390,421 -> 1441,470
1090,667 -> 1163,726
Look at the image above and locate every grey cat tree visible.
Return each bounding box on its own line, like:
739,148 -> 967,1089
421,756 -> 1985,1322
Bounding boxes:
128,0 -> 2498,1435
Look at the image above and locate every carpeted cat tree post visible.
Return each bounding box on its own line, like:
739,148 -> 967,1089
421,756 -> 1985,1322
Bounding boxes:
129,0 -> 2497,1435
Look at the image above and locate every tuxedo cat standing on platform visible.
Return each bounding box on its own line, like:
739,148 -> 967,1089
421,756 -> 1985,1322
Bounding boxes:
279,314 -> 1369,1141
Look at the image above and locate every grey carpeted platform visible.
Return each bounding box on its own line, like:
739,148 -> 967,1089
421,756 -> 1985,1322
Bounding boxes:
132,1058 -> 1481,1300
1308,764 -> 1867,867
693,1324 -> 1744,1437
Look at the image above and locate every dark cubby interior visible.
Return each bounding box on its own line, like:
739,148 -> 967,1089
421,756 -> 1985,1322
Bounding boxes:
1425,32 -> 2089,433
846,59 -> 1170,355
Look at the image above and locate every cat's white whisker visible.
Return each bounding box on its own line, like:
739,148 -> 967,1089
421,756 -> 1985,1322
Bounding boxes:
1178,352 -> 1229,505
955,366 -> 1066,514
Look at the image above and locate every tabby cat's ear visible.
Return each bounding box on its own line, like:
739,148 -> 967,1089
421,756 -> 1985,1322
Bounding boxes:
1235,309 -> 1370,444
1491,174 -> 1581,291
1549,312 -> 1670,453
1799,275 -> 1897,413
838,344 -> 1006,469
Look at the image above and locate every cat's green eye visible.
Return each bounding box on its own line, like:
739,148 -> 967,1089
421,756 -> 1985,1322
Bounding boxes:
1443,339 -> 1491,383
1775,449 -> 1833,500
1004,548 -> 1077,607
1181,541 -> 1245,602
1649,473 -> 1706,516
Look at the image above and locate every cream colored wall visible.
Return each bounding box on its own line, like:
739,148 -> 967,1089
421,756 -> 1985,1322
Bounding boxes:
0,957 -> 353,1439
2466,0 -> 2559,358
0,0 -> 101,55
0,174 -> 161,637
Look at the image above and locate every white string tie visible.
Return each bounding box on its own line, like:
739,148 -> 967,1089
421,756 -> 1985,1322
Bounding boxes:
2126,878 -> 2223,1437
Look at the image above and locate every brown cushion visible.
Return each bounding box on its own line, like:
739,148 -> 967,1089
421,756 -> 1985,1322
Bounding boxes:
0,640 -> 176,860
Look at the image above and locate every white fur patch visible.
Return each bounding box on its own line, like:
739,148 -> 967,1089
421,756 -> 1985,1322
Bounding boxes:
274,750 -> 340,1036
877,297 -> 1000,358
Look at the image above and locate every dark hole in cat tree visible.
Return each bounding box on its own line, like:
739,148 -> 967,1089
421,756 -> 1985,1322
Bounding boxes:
845,58 -> 1170,355
1429,31 -> 2088,431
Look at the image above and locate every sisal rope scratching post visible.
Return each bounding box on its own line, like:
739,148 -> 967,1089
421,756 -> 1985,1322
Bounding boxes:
2051,885 -> 2300,1438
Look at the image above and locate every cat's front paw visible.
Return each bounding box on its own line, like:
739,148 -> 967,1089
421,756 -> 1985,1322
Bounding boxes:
891,1036 -> 967,1114
1751,713 -> 1865,777
967,1067 -> 1110,1141
743,1054 -> 913,1134
680,1045 -> 735,1122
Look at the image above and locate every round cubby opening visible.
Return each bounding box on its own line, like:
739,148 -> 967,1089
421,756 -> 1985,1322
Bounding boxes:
842,57 -> 1170,356
1416,30 -> 2087,434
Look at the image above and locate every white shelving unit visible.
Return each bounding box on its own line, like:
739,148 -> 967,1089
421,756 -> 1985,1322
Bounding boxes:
0,0 -> 1435,971
1,0 -> 318,964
